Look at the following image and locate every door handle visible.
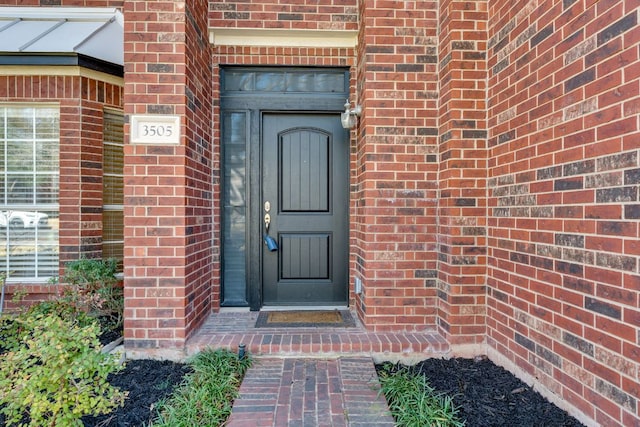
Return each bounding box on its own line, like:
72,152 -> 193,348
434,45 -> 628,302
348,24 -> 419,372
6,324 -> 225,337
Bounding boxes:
263,201 -> 277,251
264,213 -> 271,231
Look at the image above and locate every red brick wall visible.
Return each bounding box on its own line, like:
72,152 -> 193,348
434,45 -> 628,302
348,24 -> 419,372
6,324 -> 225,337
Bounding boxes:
123,0 -> 213,354
184,0 -> 216,346
210,0 -> 358,30
352,0 -> 440,332
486,0 -> 639,424
0,0 -> 123,5
436,0 -> 489,346
0,73 -> 123,305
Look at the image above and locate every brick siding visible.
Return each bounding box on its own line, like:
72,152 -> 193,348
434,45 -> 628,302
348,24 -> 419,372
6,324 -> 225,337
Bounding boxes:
1,0 -> 123,5
437,0 -> 489,346
353,0 -> 441,332
123,0 -> 213,355
209,0 -> 358,31
486,0 -> 639,424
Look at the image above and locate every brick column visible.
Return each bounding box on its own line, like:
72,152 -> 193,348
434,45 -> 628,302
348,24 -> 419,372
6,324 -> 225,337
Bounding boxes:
353,0 -> 440,332
123,0 -> 213,357
59,84 -> 108,265
436,0 -> 489,348
77,96 -> 106,260
58,92 -> 86,266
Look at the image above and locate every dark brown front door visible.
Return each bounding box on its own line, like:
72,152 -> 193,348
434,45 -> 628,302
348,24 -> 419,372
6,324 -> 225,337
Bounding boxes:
262,113 -> 349,305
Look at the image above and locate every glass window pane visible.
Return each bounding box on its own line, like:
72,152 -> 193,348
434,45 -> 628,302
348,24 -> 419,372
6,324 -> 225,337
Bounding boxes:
223,112 -> 246,145
36,244 -> 59,277
224,71 -> 254,91
223,206 -> 246,304
286,71 -> 344,92
287,72 -> 314,92
7,141 -> 34,171
103,175 -> 123,205
256,73 -> 285,92
6,109 -> 33,139
6,175 -> 34,204
36,140 -> 58,171
35,174 -> 59,204
103,210 -> 124,241
104,115 -> 124,144
222,111 -> 248,305
224,145 -> 246,207
103,143 -> 124,174
315,73 -> 345,92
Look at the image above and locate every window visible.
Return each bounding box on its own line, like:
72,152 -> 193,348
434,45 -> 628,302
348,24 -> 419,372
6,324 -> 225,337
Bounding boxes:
102,110 -> 124,270
222,111 -> 248,305
0,105 -> 59,280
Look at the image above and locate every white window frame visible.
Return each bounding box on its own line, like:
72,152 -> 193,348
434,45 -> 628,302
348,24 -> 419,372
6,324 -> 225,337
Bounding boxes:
0,104 -> 59,282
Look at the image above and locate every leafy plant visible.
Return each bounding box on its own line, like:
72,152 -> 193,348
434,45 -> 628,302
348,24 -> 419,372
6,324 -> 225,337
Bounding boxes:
151,349 -> 252,426
0,311 -> 127,427
54,258 -> 123,328
378,363 -> 465,427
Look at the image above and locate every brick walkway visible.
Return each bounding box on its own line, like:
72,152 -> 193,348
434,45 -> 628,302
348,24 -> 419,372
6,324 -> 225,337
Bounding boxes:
186,310 -> 450,426
226,357 -> 395,427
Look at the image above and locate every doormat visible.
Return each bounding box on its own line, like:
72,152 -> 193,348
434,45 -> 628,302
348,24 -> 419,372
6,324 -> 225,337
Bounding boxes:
255,310 -> 356,328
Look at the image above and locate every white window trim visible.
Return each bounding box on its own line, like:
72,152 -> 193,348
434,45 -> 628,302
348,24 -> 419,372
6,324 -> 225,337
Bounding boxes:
0,103 -> 60,283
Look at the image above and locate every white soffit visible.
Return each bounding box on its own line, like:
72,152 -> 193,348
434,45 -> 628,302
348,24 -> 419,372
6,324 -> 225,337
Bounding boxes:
0,7 -> 123,66
209,28 -> 358,48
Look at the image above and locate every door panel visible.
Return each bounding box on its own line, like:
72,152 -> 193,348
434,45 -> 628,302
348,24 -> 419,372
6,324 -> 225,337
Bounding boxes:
262,114 -> 348,305
280,234 -> 330,279
280,130 -> 329,212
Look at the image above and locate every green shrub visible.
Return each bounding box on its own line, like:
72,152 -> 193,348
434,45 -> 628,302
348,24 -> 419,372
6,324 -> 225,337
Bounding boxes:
0,312 -> 127,427
55,258 -> 123,328
151,349 -> 252,427
378,364 -> 464,427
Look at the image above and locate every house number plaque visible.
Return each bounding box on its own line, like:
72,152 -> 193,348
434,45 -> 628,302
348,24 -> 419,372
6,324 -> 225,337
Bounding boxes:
130,115 -> 181,144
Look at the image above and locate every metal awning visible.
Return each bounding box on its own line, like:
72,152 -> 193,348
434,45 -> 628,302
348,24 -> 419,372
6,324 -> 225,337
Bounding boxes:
0,7 -> 123,67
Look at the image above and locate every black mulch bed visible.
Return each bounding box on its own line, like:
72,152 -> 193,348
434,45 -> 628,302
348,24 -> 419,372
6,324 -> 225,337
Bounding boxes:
378,357 -> 586,427
99,327 -> 123,346
82,359 -> 191,427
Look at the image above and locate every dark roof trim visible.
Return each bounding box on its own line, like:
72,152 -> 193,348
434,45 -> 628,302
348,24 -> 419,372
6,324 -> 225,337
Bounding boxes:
0,53 -> 123,77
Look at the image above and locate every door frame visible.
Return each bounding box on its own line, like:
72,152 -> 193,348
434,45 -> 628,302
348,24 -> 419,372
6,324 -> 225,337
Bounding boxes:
219,67 -> 351,310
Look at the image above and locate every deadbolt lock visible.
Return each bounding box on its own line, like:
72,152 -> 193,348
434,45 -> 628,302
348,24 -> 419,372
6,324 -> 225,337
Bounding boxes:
264,201 -> 271,212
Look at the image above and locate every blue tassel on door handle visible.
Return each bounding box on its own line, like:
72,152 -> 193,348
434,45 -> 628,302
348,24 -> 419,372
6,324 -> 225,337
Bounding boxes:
264,234 -> 278,252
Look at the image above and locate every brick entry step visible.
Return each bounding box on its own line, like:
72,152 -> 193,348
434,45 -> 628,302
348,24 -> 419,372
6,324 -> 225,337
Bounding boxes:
226,357 -> 395,427
187,311 -> 449,360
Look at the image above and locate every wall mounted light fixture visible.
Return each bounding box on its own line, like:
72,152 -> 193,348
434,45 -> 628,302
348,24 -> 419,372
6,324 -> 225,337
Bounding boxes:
341,99 -> 362,129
